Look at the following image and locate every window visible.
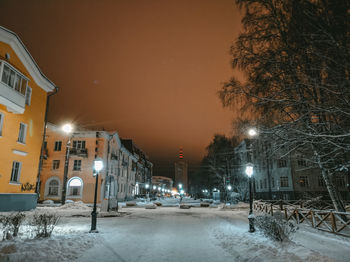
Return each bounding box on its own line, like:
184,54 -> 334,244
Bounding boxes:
52,160 -> 60,170
0,112 -> 3,136
73,160 -> 82,171
18,123 -> 27,143
10,161 -> 21,182
54,141 -> 62,151
271,177 -> 275,188
73,140 -> 86,149
280,177 -> 289,187
278,159 -> 287,168
336,177 -> 345,187
1,63 -> 27,95
318,176 -> 325,187
299,176 -> 309,187
48,180 -> 59,196
68,177 -> 82,196
25,86 -> 32,105
260,180 -> 263,189
297,159 -> 307,167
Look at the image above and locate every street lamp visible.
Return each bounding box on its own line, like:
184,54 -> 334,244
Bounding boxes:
248,128 -> 258,138
61,123 -> 73,205
245,163 -> 255,233
90,158 -> 103,233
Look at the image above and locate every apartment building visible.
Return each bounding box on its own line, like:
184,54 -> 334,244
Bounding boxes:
0,26 -> 56,211
40,124 -> 153,205
235,139 -> 348,200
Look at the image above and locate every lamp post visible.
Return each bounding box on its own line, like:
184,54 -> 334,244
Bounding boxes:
245,163 -> 255,233
90,158 -> 103,233
61,123 -> 73,205
145,183 -> 150,201
178,183 -> 183,203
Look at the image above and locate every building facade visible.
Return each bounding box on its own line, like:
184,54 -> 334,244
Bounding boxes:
0,26 -> 56,211
235,138 -> 348,200
40,124 -> 153,206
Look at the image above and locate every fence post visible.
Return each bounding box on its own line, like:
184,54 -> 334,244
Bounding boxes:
330,212 -> 337,233
280,200 -> 283,211
295,209 -> 300,224
284,208 -> 288,220
271,204 -> 273,217
311,210 -> 315,228
300,199 -> 303,208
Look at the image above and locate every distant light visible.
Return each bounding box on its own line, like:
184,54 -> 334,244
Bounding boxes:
180,190 -> 184,194
213,188 -> 217,191
145,184 -> 149,189
62,123 -> 73,134
94,158 -> 103,172
153,185 -> 156,190
178,183 -> 182,189
245,164 -> 254,177
248,128 -> 257,137
162,188 -> 165,192
202,190 -> 205,193
158,187 -> 161,191
227,185 -> 232,191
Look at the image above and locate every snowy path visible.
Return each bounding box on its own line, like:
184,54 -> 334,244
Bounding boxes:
1,207 -> 349,261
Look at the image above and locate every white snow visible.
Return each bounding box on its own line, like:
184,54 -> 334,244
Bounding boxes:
0,200 -> 349,261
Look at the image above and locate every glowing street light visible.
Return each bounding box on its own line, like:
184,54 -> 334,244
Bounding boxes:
153,185 -> 156,190
145,184 -> 150,189
248,128 -> 258,137
90,158 -> 103,233
227,185 -> 232,191
61,123 -> 74,205
178,183 -> 182,189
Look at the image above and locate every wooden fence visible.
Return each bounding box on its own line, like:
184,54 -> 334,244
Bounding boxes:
254,200 -> 350,237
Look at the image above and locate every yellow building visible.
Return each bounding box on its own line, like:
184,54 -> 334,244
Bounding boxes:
0,26 -> 56,211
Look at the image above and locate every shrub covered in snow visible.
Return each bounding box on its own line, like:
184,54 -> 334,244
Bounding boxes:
200,202 -> 210,207
179,204 -> 191,209
0,212 -> 25,240
32,213 -> 59,238
255,215 -> 297,242
126,201 -> 137,207
154,202 -> 162,206
145,204 -> 157,209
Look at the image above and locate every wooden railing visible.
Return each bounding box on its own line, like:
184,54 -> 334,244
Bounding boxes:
254,200 -> 350,237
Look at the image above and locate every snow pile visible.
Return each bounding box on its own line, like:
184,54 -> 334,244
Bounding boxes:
57,201 -> 91,210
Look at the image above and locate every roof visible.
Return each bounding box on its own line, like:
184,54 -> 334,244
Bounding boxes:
0,26 -> 56,92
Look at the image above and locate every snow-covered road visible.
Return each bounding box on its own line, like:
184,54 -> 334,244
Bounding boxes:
1,206 -> 349,261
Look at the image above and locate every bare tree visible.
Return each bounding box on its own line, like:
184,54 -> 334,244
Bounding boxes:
219,0 -> 350,211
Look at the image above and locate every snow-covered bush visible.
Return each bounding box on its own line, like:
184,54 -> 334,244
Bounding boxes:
200,202 -> 210,207
255,215 -> 297,242
126,201 -> 136,207
42,200 -> 54,205
32,213 -> 59,238
154,202 -> 162,206
145,204 -> 157,209
0,212 -> 25,240
179,204 -> 191,209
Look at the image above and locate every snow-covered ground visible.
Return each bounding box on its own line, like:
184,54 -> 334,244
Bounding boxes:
0,200 -> 349,262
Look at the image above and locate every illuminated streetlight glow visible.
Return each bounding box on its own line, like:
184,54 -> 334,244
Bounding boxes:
227,185 -> 232,191
245,164 -> 254,178
62,123 -> 73,134
145,184 -> 150,189
178,183 -> 182,189
153,185 -> 156,190
180,189 -> 184,195
248,128 -> 257,137
94,159 -> 104,172
158,187 -> 161,191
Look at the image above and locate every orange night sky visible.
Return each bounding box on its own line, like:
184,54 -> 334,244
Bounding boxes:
0,0 -> 243,177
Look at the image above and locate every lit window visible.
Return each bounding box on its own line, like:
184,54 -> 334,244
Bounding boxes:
10,161 -> 22,182
68,178 -> 82,196
48,179 -> 59,196
18,123 -> 27,144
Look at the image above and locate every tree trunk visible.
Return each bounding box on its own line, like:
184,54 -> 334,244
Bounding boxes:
315,151 -> 346,212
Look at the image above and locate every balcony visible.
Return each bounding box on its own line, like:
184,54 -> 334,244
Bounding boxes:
0,81 -> 25,114
69,148 -> 88,158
